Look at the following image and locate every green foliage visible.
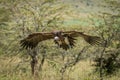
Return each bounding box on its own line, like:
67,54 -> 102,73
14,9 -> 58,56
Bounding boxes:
94,49 -> 120,75
0,0 -> 68,56
90,2 -> 120,76
0,0 -> 120,80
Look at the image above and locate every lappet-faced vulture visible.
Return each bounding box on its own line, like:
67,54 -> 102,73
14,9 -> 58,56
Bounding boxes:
20,30 -> 101,50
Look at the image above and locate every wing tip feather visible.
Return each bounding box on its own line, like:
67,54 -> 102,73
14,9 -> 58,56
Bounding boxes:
20,39 -> 37,49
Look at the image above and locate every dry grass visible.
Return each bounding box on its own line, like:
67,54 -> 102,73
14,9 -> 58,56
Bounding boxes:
0,56 -> 120,80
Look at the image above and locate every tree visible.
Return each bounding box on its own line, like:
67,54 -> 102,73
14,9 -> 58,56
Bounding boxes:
90,0 -> 120,79
0,0 -> 70,77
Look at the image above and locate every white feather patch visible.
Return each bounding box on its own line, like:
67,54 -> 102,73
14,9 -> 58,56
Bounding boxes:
54,36 -> 59,41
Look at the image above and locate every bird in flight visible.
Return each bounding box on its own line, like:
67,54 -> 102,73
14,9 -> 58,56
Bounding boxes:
20,30 -> 101,50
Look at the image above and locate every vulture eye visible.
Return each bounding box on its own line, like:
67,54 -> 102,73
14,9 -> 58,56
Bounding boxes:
54,36 -> 60,41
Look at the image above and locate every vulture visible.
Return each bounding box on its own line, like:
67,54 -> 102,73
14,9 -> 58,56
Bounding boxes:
20,30 -> 101,50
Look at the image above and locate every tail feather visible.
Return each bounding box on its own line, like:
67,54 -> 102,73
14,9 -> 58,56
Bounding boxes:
60,42 -> 69,50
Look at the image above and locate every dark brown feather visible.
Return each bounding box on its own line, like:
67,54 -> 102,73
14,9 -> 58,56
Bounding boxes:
20,30 -> 102,50
20,32 -> 54,49
67,36 -> 76,48
62,31 -> 102,46
59,42 -> 69,50
80,34 -> 102,45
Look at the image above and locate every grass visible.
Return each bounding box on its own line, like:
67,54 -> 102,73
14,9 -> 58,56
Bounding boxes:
0,55 -> 120,80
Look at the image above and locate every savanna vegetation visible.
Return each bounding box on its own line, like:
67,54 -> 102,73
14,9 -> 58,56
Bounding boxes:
0,0 -> 120,80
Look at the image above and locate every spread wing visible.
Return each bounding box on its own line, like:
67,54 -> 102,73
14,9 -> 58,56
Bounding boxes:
62,31 -> 102,47
20,32 -> 54,49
